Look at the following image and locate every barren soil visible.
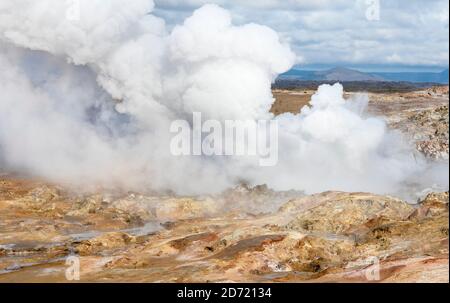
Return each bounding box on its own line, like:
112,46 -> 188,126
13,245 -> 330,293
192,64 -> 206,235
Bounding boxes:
0,86 -> 448,283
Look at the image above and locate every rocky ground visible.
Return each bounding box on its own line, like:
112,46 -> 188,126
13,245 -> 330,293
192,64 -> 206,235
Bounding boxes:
273,85 -> 449,159
0,86 -> 448,283
369,86 -> 449,160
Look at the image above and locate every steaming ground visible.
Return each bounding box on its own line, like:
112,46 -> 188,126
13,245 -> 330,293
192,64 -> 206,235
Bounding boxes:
0,1 -> 448,200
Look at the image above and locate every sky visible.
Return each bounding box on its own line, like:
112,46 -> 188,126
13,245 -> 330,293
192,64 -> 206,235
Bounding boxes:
153,0 -> 449,72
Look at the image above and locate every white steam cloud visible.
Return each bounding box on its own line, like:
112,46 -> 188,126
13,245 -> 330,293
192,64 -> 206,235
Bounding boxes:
0,0 -> 447,199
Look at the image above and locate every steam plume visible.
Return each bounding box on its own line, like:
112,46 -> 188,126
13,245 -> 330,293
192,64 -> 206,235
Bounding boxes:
0,1 -> 447,199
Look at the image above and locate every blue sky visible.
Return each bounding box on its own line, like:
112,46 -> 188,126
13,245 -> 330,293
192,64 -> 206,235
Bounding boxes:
153,0 -> 449,72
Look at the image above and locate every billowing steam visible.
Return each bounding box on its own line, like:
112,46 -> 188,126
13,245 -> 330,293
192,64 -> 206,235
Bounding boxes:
0,0 -> 448,199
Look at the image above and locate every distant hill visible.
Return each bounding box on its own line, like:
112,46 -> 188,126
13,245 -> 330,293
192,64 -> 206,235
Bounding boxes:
280,67 -> 449,84
273,79 -> 445,93
281,67 -> 383,81
316,67 -> 384,81
373,69 -> 449,84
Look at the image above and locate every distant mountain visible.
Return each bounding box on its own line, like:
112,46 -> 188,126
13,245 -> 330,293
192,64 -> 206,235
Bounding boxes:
439,69 -> 449,83
280,67 -> 449,84
373,69 -> 449,84
281,69 -> 317,80
316,67 -> 385,81
281,67 -> 385,82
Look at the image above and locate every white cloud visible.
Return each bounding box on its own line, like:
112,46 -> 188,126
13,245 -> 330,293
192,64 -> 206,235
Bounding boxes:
154,0 -> 449,67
